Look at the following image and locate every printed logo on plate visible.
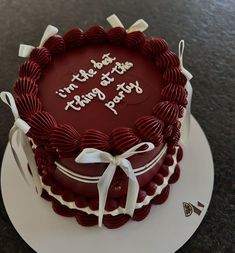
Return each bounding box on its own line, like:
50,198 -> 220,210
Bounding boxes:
183,201 -> 205,217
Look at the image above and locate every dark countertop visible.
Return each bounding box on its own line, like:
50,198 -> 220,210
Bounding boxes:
0,0 -> 234,252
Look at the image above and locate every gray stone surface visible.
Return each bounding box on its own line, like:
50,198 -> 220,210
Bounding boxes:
0,0 -> 234,252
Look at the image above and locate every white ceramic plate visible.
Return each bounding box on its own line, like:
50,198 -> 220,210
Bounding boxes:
1,116 -> 214,253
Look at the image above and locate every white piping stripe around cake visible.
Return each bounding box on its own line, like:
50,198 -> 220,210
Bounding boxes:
40,147 -> 179,216
54,144 -> 167,183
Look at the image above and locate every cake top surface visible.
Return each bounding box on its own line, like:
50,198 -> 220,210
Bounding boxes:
13,21 -> 188,155
38,43 -> 163,133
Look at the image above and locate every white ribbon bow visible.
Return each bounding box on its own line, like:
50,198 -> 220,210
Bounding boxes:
178,40 -> 193,146
0,92 -> 42,195
107,14 -> 149,33
18,25 -> 58,58
75,142 -> 154,227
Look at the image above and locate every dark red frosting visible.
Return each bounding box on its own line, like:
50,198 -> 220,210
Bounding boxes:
168,125 -> 181,146
153,101 -> 179,124
13,77 -> 38,97
163,67 -> 187,85
44,35 -> 65,56
161,83 -> 188,106
107,27 -> 126,45
163,124 -> 174,138
110,127 -> 141,154
19,60 -> 41,81
63,28 -> 84,49
80,129 -> 110,151
16,95 -> 42,120
132,204 -> 152,221
29,47 -> 51,68
155,50 -> 180,70
84,25 -> 107,44
142,38 -> 168,58
135,116 -> 164,146
29,111 -> 57,139
50,124 -> 80,154
126,31 -> 145,50
37,43 -> 163,135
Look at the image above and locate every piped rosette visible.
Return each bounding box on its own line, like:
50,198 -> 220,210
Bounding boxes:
106,27 -> 126,45
63,28 -> 84,48
50,124 -> 81,155
43,35 -> 65,56
28,111 -> 57,140
29,47 -> 51,68
13,77 -> 38,97
15,95 -> 42,121
19,61 -> 41,81
84,25 -> 107,44
141,38 -> 169,59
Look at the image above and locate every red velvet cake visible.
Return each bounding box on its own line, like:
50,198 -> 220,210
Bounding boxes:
1,15 -> 192,228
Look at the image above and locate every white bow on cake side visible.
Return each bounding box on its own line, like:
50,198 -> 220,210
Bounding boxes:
0,92 -> 42,195
75,142 -> 155,227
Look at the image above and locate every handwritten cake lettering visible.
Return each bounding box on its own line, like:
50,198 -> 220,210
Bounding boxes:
105,81 -> 143,115
100,61 -> 133,87
55,52 -> 143,115
55,83 -> 79,98
65,88 -> 106,111
91,53 -> 116,69
72,69 -> 97,83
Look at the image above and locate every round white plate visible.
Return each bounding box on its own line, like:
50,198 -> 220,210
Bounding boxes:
1,116 -> 214,253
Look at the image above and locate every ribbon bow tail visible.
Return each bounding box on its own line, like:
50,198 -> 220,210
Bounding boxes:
97,162 -> 117,227
75,143 -> 154,227
119,159 -> 139,216
0,91 -> 42,195
97,159 -> 139,227
178,40 -> 193,147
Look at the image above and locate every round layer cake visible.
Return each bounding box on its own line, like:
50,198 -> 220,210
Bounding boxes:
13,23 -> 188,228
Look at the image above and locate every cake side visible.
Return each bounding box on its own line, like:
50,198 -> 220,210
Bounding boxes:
37,144 -> 183,228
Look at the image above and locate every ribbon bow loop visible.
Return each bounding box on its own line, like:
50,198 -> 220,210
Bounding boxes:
75,142 -> 154,226
178,40 -> 193,147
107,14 -> 148,33
0,91 -> 42,195
18,24 -> 58,58
178,40 -> 193,81
0,91 -> 19,120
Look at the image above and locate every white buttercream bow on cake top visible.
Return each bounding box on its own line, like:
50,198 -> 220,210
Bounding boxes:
18,25 -> 58,58
75,142 -> 155,227
0,92 -> 42,195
